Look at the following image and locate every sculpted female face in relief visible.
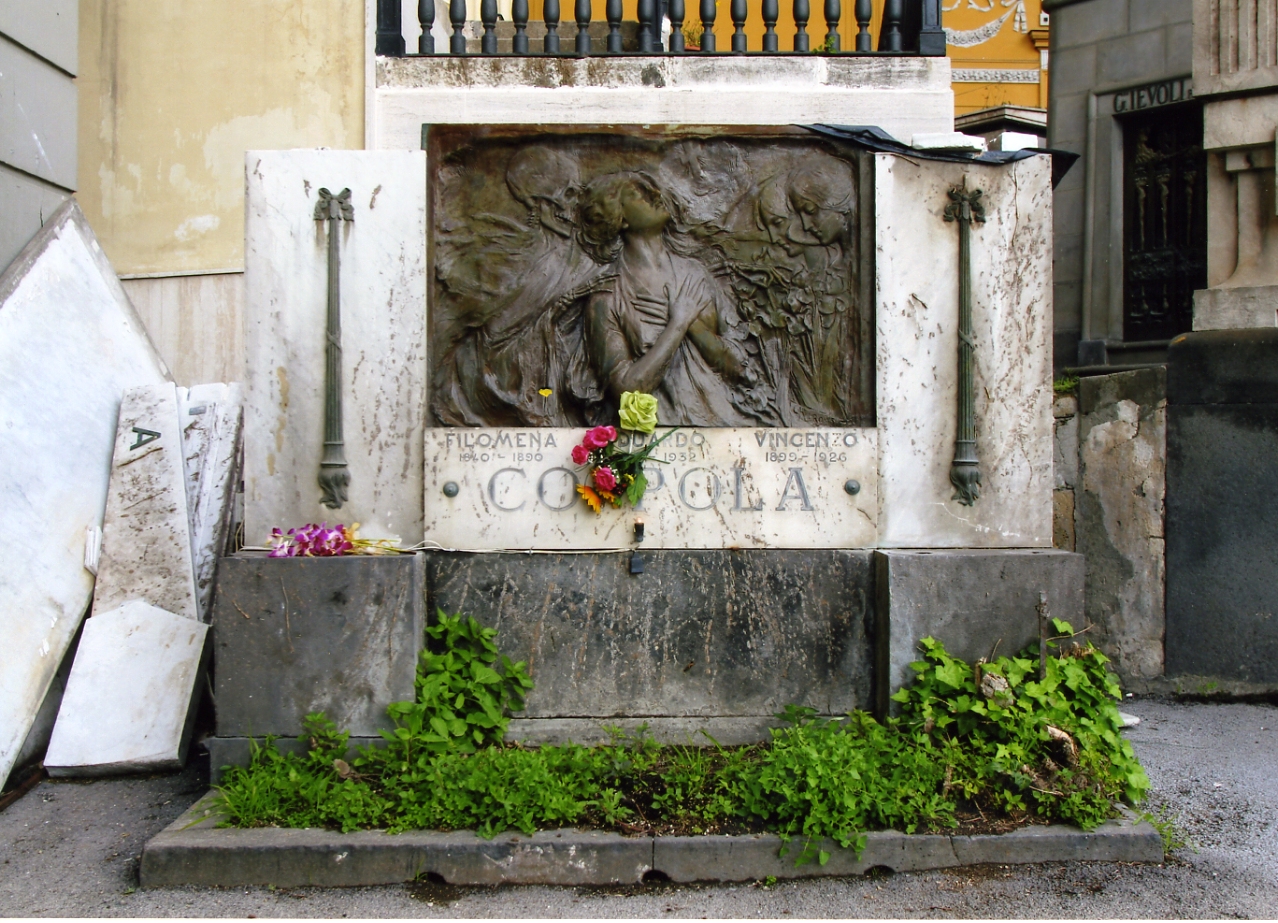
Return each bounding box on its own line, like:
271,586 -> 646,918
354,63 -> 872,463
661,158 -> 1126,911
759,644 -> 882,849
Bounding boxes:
576,171 -> 756,427
787,160 -> 855,246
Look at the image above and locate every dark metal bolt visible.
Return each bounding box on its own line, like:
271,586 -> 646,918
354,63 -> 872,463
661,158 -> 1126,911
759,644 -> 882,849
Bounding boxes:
443,481 -> 460,497
844,479 -> 861,496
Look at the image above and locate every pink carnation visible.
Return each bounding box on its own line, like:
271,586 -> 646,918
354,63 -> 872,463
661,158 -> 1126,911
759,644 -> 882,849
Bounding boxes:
593,466 -> 618,492
571,444 -> 590,465
583,425 -> 618,449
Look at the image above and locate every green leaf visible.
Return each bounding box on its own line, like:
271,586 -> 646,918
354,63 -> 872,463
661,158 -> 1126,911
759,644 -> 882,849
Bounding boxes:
471,663 -> 503,685
935,661 -> 968,690
625,472 -> 648,505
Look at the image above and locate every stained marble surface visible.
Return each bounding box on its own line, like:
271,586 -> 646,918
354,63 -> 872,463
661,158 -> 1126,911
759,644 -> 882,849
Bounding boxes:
93,383 -> 198,621
873,154 -> 1054,548
242,150 -> 427,546
178,383 -> 242,621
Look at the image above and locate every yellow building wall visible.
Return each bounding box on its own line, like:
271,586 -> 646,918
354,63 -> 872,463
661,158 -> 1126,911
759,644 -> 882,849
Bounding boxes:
942,0 -> 1047,115
76,0 -> 1043,277
78,0 -> 365,276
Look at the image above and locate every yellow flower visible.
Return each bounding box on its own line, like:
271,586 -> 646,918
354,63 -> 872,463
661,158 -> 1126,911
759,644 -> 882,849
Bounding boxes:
619,391 -> 659,434
538,388 -> 553,397
577,484 -> 603,513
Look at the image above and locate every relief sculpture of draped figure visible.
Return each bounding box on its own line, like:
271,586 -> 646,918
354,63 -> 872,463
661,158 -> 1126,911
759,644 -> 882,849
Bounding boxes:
428,128 -> 873,429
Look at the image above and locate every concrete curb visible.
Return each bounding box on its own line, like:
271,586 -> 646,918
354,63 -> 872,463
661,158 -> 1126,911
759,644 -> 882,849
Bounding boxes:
140,793 -> 1164,888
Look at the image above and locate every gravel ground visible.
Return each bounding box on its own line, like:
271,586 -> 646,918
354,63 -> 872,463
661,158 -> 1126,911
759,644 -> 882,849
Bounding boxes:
1,698 -> 1276,918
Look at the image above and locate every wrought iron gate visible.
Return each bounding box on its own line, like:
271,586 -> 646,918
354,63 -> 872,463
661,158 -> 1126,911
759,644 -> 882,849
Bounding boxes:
1122,104 -> 1207,343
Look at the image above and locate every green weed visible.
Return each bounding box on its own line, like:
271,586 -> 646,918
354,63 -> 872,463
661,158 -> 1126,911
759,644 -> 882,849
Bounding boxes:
214,614 -> 1148,863
1139,805 -> 1189,853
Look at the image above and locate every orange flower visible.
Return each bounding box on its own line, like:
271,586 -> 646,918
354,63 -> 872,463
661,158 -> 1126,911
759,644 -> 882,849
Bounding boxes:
577,484 -> 603,513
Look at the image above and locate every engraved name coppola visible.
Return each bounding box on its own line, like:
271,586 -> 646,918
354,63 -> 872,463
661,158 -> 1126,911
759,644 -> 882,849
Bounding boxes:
435,428 -> 865,513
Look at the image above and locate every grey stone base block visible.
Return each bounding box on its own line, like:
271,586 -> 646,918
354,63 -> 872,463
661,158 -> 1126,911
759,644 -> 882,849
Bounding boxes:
873,549 -> 1084,715
140,793 -> 1162,888
426,549 -> 874,722
210,552 -> 425,738
504,717 -> 782,747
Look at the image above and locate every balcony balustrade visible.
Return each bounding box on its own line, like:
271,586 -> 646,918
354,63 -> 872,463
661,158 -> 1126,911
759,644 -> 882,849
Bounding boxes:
376,0 -> 944,57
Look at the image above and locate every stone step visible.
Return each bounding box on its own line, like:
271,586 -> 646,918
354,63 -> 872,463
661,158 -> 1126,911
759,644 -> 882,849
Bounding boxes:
141,792 -> 1164,887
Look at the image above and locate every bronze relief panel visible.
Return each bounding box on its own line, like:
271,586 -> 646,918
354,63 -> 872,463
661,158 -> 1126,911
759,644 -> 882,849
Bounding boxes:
428,126 -> 874,429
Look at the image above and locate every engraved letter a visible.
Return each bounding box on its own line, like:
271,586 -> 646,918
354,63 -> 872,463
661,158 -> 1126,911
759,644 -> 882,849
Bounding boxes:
776,468 -> 814,511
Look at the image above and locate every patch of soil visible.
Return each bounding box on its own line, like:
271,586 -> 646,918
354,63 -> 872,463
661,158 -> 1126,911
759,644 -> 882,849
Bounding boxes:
405,874 -> 478,905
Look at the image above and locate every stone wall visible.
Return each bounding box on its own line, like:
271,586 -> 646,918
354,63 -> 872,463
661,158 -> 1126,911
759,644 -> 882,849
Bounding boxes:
1052,391 -> 1079,550
1044,0 -> 1194,367
1073,369 -> 1167,684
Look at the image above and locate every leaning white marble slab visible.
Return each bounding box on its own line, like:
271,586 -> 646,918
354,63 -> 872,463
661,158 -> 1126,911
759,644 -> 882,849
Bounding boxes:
0,201 -> 170,790
179,383 -> 243,621
424,427 -> 879,550
93,383 -> 199,621
44,600 -> 207,777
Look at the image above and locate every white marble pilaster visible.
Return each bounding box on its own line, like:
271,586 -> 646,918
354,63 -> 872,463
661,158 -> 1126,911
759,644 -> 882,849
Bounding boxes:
243,150 -> 427,546
874,153 -> 1054,548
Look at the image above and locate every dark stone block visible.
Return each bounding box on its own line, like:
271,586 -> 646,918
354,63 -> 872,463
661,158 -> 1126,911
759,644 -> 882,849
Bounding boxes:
1079,366 -> 1166,416
1168,328 -> 1278,405
1166,402 -> 1278,681
1076,338 -> 1108,367
211,553 -> 425,737
425,550 -> 874,723
874,550 -> 1085,715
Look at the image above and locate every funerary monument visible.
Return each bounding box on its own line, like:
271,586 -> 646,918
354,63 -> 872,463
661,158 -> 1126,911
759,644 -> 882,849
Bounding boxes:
210,56 -> 1080,764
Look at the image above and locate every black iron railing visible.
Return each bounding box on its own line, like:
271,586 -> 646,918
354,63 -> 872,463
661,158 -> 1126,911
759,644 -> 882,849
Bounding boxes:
377,0 -> 943,56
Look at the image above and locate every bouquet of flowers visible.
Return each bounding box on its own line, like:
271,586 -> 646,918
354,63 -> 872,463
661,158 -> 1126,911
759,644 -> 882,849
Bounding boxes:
268,522 -> 402,557
572,391 -> 675,513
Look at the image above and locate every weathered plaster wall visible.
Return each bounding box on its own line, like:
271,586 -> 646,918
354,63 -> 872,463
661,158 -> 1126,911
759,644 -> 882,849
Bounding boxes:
76,0 -> 365,277
1076,368 -> 1167,683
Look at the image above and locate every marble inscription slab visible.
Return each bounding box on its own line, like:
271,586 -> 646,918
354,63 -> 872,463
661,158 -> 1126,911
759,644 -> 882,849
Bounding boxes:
424,427 -> 878,550
93,383 -> 199,621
